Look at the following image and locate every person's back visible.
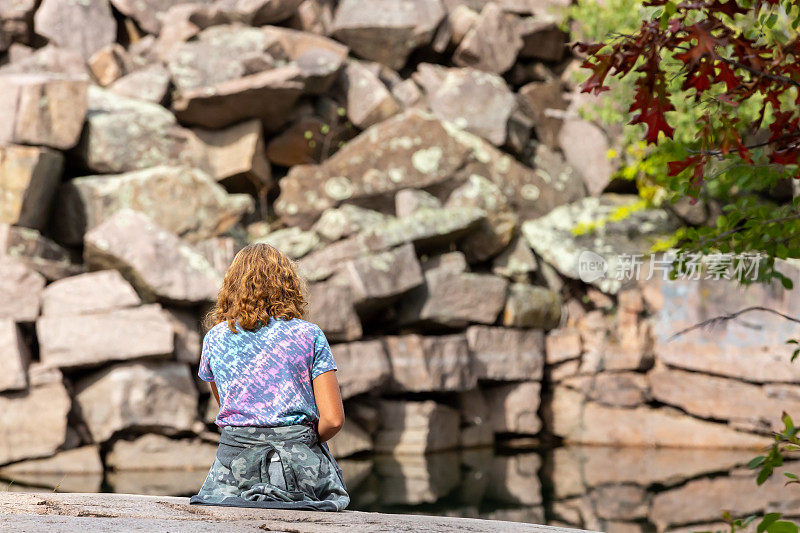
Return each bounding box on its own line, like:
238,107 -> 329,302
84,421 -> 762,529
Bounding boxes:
190,243 -> 348,511
200,317 -> 336,429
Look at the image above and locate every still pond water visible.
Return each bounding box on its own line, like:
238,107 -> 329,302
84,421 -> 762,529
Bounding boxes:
4,445 -> 798,532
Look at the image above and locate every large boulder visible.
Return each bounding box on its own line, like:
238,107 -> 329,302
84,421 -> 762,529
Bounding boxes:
33,0 -> 116,60
445,174 -> 518,262
341,243 -> 424,307
74,87 -> 204,174
558,119 -> 615,197
0,145 -> 63,231
649,364 -> 800,433
492,235 -> 538,281
261,25 -> 349,94
550,387 -> 771,448
518,79 -> 567,149
452,3 -> 522,74
189,120 -> 272,194
331,0 -> 445,70
275,110 -> 583,226
216,0 -> 305,26
374,400 -> 460,454
109,0 -> 214,34
298,235 -> 370,281
503,282 -> 561,329
466,326 -> 544,381
37,304 -> 174,369
53,166 -> 253,245
0,258 -> 45,322
106,434 -> 218,470
545,327 -> 582,365
559,371 -> 649,408
383,333 -> 475,392
522,194 -> 678,294
305,275 -> 363,341
167,24 -> 346,129
338,60 -> 399,129
173,65 -> 304,130
0,371 -> 70,464
109,64 -> 172,104
0,0 -> 36,52
416,65 -> 516,146
649,261 -> 800,383
327,420 -> 372,458
74,361 -> 198,443
333,339 -> 390,399
41,270 -> 141,316
0,74 -> 88,150
358,205 -> 486,253
518,19 -> 566,62
166,308 -> 202,365
0,225 -> 82,281
399,252 -> 508,327
0,319 -> 30,392
0,45 -> 90,79
253,226 -> 321,259
312,204 -> 389,243
485,381 -> 541,434
84,210 -> 223,305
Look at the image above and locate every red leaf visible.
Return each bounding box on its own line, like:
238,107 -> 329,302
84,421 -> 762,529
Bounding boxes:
629,74 -> 675,143
714,61 -> 740,92
771,149 -> 800,166
668,155 -> 702,176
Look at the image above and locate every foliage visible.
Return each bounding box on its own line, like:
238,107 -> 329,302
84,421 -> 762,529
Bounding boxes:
571,0 -> 800,530
569,0 -> 800,282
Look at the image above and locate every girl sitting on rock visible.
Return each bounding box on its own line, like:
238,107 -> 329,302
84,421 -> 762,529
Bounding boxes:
190,243 -> 349,511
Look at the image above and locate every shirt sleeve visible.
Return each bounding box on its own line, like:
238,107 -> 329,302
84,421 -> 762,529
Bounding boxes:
311,325 -> 337,379
197,330 -> 215,382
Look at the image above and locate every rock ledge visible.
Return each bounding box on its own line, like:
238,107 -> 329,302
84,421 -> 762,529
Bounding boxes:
0,492 -> 593,533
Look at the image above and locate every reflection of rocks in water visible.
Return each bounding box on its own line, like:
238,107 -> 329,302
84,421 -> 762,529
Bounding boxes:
337,459 -> 372,492
0,474 -> 102,493
552,445 -> 754,498
457,449 -> 492,506
372,452 -> 461,506
106,470 -> 208,496
487,453 -> 541,506
0,481 -> 50,493
550,445 -> 800,533
649,467 -> 800,532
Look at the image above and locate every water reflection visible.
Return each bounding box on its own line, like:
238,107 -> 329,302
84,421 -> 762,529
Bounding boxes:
3,446 -> 799,532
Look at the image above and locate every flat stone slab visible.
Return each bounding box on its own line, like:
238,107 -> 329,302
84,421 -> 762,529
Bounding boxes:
0,492 -> 593,532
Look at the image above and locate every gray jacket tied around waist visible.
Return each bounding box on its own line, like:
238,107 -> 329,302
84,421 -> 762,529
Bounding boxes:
190,424 -> 349,511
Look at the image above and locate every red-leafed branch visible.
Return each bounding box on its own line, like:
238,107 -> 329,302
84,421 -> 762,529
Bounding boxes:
576,0 -> 800,189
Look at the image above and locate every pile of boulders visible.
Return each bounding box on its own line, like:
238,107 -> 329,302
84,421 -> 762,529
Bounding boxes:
0,0 -> 796,503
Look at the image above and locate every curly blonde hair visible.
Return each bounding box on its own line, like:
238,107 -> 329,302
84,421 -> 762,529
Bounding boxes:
206,243 -> 307,333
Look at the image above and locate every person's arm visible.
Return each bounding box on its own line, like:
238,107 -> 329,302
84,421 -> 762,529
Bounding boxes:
313,370 -> 344,442
210,382 -> 220,406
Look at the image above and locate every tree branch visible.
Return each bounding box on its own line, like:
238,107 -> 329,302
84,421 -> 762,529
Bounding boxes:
669,305 -> 800,341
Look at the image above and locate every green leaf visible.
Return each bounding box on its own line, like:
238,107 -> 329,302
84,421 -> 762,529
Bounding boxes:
759,513 -> 783,533
767,521 -> 799,533
784,472 -> 798,479
749,456 -> 766,469
757,466 -> 773,485
783,412 -> 795,431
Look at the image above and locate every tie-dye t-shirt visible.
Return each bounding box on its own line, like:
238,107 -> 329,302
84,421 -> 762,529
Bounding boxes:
198,317 -> 337,428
